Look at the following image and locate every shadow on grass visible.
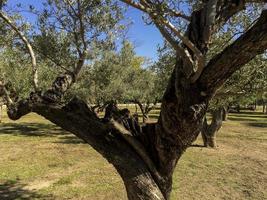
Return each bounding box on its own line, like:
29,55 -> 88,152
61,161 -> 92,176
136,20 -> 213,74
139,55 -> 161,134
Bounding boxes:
227,117 -> 265,122
149,115 -> 159,120
0,180 -> 53,200
0,123 -> 68,137
0,122 -> 86,144
229,114 -> 267,119
56,135 -> 85,144
229,111 -> 264,115
245,122 -> 267,128
190,144 -> 205,148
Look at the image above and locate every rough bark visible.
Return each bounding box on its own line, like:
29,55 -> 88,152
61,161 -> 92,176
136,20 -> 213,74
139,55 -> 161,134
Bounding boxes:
150,64 -> 208,198
201,107 -> 224,148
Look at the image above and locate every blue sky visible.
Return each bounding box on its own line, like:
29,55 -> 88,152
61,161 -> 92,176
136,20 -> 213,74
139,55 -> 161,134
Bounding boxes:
124,7 -> 163,60
8,0 -> 164,61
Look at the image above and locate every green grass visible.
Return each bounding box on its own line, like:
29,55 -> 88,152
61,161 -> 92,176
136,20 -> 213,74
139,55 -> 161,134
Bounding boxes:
0,107 -> 266,200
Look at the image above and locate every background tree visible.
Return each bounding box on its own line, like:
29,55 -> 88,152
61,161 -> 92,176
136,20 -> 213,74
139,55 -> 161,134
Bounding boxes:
1,1 -> 267,200
202,54 -> 267,148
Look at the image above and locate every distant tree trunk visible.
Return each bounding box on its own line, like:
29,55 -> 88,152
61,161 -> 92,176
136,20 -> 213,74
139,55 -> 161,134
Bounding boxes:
222,106 -> 228,121
0,104 -> 2,123
134,100 -> 155,123
134,101 -> 148,123
263,101 -> 266,114
254,100 -> 257,111
237,104 -> 240,113
201,107 -> 224,148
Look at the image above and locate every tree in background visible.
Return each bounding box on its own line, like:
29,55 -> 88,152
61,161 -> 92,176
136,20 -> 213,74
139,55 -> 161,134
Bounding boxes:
1,1 -> 267,199
202,55 -> 267,147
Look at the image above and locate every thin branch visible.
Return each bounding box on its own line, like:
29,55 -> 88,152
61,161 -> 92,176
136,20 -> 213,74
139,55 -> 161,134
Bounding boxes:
122,1 -> 198,55
161,19 -> 204,64
120,0 -> 150,13
141,0 -> 191,21
77,0 -> 87,53
165,7 -> 191,21
64,0 -> 79,17
33,46 -> 73,73
159,18 -> 205,77
153,21 -> 193,65
121,0 -> 204,75
71,0 -> 87,77
0,11 -> 38,91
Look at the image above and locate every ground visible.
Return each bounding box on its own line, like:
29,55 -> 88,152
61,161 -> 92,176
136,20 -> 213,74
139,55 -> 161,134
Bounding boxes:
0,106 -> 266,200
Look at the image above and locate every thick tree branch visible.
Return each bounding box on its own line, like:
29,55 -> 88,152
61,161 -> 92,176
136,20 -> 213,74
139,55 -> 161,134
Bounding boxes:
200,10 -> 267,95
0,11 -> 39,91
215,1 -> 266,27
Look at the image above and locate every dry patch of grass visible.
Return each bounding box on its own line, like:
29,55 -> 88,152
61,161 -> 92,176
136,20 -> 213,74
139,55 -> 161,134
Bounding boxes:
0,109 -> 266,200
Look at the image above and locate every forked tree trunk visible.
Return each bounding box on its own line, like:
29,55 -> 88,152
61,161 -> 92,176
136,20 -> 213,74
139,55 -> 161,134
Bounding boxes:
201,107 -> 224,148
135,101 -> 151,123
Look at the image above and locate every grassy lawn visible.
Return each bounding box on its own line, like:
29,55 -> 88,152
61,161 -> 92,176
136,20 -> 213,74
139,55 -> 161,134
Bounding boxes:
0,107 -> 266,200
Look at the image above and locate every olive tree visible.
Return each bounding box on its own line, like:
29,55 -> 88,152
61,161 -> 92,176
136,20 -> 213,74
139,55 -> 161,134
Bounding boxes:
1,0 -> 267,200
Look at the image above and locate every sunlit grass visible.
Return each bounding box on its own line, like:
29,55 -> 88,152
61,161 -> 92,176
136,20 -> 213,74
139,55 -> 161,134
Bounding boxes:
0,106 -> 266,199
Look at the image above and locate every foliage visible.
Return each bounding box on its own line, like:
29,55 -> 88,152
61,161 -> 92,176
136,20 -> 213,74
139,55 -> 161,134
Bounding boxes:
70,40 -> 156,105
